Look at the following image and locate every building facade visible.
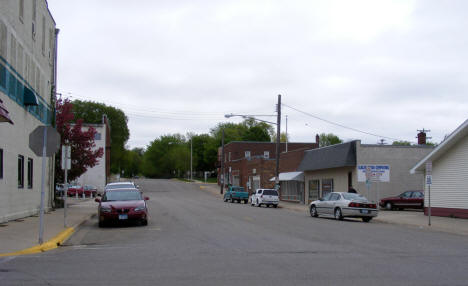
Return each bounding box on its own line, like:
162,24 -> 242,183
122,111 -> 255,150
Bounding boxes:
218,141 -> 318,194
0,0 -> 58,222
411,119 -> 468,218
298,141 -> 433,205
75,115 -> 111,193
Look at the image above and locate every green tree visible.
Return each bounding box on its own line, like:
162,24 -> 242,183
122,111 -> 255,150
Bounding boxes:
142,134 -> 190,178
392,140 -> 412,146
318,133 -> 343,147
121,148 -> 144,177
72,100 -> 130,174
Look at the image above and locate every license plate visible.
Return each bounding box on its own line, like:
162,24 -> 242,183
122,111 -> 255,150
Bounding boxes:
360,209 -> 369,214
118,214 -> 128,220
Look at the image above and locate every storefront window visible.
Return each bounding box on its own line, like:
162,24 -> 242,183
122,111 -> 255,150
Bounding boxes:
321,179 -> 333,197
308,180 -> 320,201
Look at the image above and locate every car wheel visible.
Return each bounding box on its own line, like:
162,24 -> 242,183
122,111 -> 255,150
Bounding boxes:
334,208 -> 343,220
98,219 -> 105,228
223,197 -> 227,202
273,204 -> 278,208
385,202 -> 393,210
310,205 -> 318,217
244,199 -> 248,204
141,219 -> 148,226
229,197 -> 233,203
362,217 -> 372,223
256,199 -> 261,207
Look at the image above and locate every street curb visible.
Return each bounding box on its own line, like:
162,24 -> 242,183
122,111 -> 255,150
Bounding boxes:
0,213 -> 96,257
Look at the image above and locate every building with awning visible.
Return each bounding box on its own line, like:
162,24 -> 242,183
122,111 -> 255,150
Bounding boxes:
0,1 -> 58,223
298,140 -> 434,205
270,171 -> 305,203
0,99 -> 13,124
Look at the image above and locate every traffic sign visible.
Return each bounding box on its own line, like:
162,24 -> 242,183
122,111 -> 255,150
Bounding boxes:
426,161 -> 432,175
61,145 -> 71,170
29,126 -> 60,157
426,175 -> 432,185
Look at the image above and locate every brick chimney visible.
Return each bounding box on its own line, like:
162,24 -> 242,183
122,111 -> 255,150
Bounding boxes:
417,129 -> 430,145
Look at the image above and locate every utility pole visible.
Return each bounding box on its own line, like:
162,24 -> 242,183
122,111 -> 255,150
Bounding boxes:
275,94 -> 281,192
190,137 -> 193,181
220,129 -> 225,194
285,115 -> 288,152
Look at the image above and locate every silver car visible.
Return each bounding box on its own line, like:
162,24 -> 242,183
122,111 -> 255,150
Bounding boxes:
309,192 -> 378,222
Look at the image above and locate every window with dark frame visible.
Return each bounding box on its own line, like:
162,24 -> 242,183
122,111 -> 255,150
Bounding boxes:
27,158 -> 33,188
18,155 -> 24,188
0,148 -> 3,179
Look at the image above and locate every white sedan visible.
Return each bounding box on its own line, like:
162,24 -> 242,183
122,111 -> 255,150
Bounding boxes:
309,192 -> 378,222
250,189 -> 279,208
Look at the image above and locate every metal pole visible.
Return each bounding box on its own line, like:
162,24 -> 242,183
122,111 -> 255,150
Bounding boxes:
428,185 -> 431,226
64,168 -> 68,227
220,129 -> 225,194
38,126 -> 48,244
275,94 -> 281,192
63,145 -> 68,228
190,138 -> 193,181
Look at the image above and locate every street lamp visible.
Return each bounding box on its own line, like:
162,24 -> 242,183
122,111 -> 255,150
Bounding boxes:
224,94 -> 282,191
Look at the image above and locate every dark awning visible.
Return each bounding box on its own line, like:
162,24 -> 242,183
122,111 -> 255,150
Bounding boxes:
23,87 -> 39,106
0,99 -> 13,124
297,141 -> 357,171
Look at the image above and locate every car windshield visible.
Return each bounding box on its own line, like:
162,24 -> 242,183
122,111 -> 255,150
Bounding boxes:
342,193 -> 366,200
102,191 -> 142,202
263,190 -> 278,196
106,184 -> 134,190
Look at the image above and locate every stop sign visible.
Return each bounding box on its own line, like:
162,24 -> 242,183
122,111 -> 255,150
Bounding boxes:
29,126 -> 61,157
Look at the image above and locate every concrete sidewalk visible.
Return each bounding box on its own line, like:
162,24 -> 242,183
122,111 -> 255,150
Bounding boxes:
197,182 -> 468,236
0,198 -> 96,256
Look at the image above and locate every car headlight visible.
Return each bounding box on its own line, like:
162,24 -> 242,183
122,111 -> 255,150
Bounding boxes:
134,206 -> 146,212
100,206 -> 111,213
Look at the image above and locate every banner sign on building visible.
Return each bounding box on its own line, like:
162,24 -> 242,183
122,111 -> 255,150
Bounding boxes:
357,165 -> 390,182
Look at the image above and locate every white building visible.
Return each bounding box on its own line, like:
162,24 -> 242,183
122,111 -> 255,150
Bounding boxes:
75,116 -> 111,193
411,119 -> 468,218
0,1 -> 58,223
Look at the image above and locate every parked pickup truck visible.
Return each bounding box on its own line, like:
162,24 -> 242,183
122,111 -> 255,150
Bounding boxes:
223,186 -> 249,204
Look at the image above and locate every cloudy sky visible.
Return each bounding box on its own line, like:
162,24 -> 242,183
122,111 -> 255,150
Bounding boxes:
46,0 -> 468,148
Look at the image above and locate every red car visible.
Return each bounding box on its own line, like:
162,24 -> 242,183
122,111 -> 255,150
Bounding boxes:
95,188 -> 149,227
84,185 -> 98,197
379,191 -> 424,210
67,185 -> 84,197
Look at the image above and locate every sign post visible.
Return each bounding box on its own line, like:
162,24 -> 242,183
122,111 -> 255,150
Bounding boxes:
29,126 -> 60,244
426,161 -> 432,226
358,165 -> 391,207
62,145 -> 71,227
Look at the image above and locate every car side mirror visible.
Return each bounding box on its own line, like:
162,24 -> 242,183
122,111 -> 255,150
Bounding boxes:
144,197 -> 150,201
94,198 -> 101,203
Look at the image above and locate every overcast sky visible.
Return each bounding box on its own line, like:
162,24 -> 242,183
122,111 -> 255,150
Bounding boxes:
47,0 -> 468,148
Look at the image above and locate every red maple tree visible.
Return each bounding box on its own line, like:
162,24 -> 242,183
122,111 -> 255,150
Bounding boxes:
55,98 -> 104,183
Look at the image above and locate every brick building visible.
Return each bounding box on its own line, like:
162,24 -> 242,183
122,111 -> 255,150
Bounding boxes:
218,140 -> 318,196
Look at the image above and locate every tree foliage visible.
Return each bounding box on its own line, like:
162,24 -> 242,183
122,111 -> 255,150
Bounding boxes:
392,140 -> 412,146
55,98 -> 103,182
72,100 -> 129,173
318,133 -> 343,147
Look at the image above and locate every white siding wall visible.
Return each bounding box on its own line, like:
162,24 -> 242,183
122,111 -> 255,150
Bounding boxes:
426,135 -> 468,209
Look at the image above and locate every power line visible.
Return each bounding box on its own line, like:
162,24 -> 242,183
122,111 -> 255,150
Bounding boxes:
282,102 -> 408,142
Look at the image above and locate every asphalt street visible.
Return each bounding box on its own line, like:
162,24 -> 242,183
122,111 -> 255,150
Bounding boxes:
1,179 -> 468,286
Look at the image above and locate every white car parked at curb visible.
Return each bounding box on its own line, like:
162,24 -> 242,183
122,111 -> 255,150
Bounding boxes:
250,189 -> 279,208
